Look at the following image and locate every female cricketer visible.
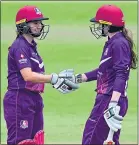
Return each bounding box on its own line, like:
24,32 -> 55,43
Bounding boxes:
3,5 -> 78,145
74,4 -> 137,145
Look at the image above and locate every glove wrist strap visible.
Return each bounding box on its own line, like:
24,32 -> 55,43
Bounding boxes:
76,74 -> 82,83
51,73 -> 58,84
110,100 -> 118,103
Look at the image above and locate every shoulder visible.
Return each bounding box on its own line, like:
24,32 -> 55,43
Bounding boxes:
111,36 -> 130,52
9,37 -> 29,54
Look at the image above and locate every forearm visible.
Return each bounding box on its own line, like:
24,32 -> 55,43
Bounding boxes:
84,68 -> 99,82
25,72 -> 52,83
111,91 -> 121,102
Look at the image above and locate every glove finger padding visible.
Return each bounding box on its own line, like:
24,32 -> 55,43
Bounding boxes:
59,69 -> 74,78
110,117 -> 123,125
108,118 -> 122,130
65,79 -> 79,89
105,120 -> 118,132
104,114 -> 121,132
113,114 -> 123,121
51,69 -> 75,85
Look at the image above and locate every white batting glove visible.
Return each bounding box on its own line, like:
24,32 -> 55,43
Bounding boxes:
50,69 -> 79,94
104,101 -> 123,132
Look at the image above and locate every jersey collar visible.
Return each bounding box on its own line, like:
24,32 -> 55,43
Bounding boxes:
19,35 -> 37,48
106,32 -> 123,44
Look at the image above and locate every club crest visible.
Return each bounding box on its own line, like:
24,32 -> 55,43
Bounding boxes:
34,7 -> 42,15
104,48 -> 109,56
20,120 -> 28,129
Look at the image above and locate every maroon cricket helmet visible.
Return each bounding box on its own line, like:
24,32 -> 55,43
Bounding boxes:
15,5 -> 50,40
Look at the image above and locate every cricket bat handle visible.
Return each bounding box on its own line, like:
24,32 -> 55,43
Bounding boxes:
103,106 -> 120,145
103,129 -> 114,145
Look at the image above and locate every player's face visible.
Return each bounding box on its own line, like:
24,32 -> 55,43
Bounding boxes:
28,21 -> 43,34
102,25 -> 109,36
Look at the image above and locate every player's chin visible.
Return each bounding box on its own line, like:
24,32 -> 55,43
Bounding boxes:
32,32 -> 41,37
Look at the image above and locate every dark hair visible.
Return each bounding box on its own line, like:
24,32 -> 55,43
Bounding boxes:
109,25 -> 138,69
122,27 -> 138,69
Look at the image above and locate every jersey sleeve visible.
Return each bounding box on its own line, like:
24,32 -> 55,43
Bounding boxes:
112,41 -> 131,94
13,47 -> 31,70
84,68 -> 99,82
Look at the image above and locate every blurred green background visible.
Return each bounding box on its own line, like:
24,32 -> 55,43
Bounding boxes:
1,1 -> 138,144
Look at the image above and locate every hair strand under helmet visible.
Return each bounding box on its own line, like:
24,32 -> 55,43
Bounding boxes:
16,5 -> 50,40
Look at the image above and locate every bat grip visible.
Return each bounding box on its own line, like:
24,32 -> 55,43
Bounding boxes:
106,129 -> 114,141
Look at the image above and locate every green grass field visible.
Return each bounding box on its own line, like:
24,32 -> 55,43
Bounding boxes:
1,1 -> 138,144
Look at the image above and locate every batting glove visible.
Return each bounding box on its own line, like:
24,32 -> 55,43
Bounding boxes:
51,69 -> 75,85
51,69 -> 79,94
104,101 -> 123,132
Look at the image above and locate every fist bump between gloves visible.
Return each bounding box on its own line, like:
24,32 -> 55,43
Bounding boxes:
50,69 -> 80,94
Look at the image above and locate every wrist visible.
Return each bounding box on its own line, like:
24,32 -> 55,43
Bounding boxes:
82,74 -> 87,82
109,101 -> 118,108
110,100 -> 118,103
111,91 -> 121,102
75,73 -> 87,83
